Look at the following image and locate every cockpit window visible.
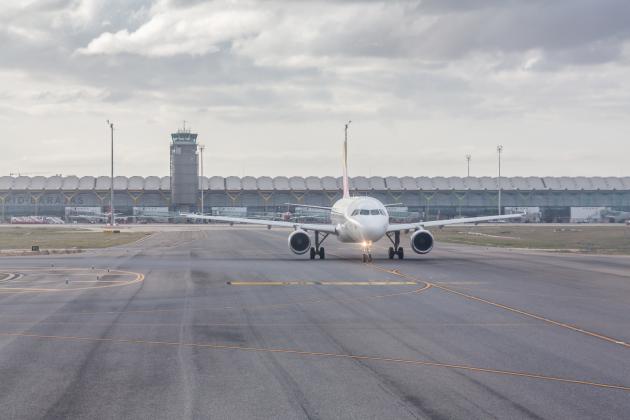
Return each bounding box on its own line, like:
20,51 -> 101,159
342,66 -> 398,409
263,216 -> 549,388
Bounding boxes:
352,209 -> 385,216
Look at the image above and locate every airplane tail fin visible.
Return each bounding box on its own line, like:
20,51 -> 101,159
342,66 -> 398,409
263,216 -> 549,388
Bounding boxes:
342,131 -> 350,199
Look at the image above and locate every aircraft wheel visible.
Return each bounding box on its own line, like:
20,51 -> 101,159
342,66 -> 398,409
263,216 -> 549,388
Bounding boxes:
368,254 -> 373,263
310,247 -> 316,260
388,247 -> 395,259
362,254 -> 367,263
319,247 -> 325,259
397,247 -> 404,259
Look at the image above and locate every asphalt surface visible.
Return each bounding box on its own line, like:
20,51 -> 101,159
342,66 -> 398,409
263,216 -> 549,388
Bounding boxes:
1,227 -> 629,419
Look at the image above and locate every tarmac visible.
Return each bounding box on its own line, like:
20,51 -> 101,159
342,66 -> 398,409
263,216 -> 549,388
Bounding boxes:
0,226 -> 629,419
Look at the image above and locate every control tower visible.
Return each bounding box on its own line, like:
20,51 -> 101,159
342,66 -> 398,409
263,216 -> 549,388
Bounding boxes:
169,124 -> 199,212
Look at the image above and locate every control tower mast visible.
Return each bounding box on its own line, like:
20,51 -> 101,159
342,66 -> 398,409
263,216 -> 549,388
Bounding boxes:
170,122 -> 199,212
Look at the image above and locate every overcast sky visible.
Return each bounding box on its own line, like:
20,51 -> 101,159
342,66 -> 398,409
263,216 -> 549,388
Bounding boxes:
1,0 -> 629,178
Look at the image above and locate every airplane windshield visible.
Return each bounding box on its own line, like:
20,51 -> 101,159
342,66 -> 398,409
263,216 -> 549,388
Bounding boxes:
352,209 -> 384,216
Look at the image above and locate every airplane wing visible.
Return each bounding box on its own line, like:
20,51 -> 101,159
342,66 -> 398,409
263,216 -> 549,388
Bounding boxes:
283,203 -> 332,211
181,213 -> 338,234
387,213 -> 525,232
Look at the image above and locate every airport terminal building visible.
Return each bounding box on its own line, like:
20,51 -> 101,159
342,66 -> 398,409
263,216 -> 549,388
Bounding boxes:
1,175 -> 629,223
2,126 -> 629,223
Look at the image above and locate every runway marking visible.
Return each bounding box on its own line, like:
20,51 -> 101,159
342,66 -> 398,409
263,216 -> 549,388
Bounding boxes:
0,284 -> 432,317
228,281 -> 419,286
369,264 -> 630,349
0,330 -> 628,393
12,273 -> 124,277
0,320 -> 543,328
58,280 -> 127,283
0,273 -> 24,283
434,281 -> 487,285
130,233 -> 154,246
0,273 -> 19,283
0,268 -> 144,293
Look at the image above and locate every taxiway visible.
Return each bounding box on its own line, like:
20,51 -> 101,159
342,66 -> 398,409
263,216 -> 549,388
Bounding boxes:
1,227 -> 629,419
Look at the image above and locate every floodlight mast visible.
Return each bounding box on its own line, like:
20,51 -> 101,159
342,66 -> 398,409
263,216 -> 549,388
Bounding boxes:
466,154 -> 471,177
497,145 -> 503,215
107,120 -> 115,226
199,144 -> 205,215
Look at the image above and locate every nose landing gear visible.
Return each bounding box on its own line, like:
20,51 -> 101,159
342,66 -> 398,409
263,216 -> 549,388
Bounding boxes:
361,242 -> 373,263
386,231 -> 404,259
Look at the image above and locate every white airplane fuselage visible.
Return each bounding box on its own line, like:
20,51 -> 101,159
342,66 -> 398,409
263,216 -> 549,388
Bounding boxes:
330,196 -> 389,243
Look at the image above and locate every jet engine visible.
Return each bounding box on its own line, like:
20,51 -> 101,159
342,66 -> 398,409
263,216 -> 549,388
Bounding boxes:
410,229 -> 434,254
288,230 -> 311,254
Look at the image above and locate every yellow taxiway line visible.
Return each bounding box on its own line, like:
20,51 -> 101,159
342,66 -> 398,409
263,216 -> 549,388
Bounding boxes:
369,264 -> 630,349
0,330 -> 628,393
0,268 -> 144,293
0,283 -> 431,317
228,281 -> 418,286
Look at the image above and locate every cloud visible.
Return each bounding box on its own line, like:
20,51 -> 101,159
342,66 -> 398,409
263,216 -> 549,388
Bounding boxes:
78,1 -> 270,56
73,0 -> 630,70
0,0 -> 629,176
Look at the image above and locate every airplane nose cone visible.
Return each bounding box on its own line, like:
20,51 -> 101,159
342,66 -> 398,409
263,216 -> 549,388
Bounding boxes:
359,220 -> 387,242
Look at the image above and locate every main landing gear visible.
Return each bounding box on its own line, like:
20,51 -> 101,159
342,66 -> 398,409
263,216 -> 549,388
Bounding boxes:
386,231 -> 404,260
310,231 -> 329,260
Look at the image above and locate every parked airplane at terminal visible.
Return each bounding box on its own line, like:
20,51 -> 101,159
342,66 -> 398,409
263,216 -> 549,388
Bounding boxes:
67,211 -> 126,224
183,125 -> 524,261
600,209 -> 630,224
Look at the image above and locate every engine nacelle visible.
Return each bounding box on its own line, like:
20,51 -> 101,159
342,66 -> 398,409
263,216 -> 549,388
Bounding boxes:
288,230 -> 311,255
410,229 -> 434,254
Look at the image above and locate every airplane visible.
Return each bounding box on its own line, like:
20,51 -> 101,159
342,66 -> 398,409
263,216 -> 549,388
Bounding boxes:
600,209 -> 630,224
67,211 -> 127,224
182,125 -> 524,262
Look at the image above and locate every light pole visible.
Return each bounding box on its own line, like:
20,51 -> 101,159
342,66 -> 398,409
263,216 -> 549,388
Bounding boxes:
343,120 -> 351,196
465,154 -> 471,177
107,120 -> 115,226
199,144 -> 205,215
497,145 -> 503,215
